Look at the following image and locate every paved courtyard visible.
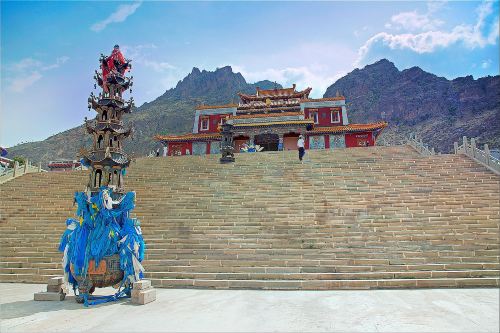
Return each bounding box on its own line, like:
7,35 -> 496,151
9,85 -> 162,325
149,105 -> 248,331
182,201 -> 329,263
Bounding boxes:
0,283 -> 498,332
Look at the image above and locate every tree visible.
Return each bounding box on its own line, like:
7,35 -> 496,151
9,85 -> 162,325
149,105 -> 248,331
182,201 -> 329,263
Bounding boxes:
9,156 -> 26,168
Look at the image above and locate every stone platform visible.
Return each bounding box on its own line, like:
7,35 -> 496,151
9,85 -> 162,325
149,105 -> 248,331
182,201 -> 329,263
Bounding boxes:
0,283 -> 498,332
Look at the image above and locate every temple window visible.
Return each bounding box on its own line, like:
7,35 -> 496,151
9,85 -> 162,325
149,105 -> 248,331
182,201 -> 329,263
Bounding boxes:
331,110 -> 340,123
109,138 -> 113,147
102,111 -> 108,121
97,135 -> 103,148
310,111 -> 318,124
94,169 -> 102,187
201,118 -> 209,131
219,117 -> 226,126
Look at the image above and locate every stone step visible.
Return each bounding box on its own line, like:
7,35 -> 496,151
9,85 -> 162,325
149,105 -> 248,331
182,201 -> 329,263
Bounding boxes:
149,277 -> 500,289
1,146 -> 498,290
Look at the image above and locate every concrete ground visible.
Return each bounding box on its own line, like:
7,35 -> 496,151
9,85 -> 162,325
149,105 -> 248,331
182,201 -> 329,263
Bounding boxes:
0,283 -> 498,333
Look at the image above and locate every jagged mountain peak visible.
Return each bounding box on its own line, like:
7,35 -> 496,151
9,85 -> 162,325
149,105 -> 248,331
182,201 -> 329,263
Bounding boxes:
324,59 -> 499,153
365,58 -> 397,70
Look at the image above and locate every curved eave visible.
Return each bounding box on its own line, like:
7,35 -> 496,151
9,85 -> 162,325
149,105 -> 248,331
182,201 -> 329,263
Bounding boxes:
82,150 -> 130,167
154,133 -> 222,143
238,87 -> 312,102
195,104 -> 238,110
85,122 -> 133,136
300,96 -> 346,102
97,97 -> 125,109
307,121 -> 388,135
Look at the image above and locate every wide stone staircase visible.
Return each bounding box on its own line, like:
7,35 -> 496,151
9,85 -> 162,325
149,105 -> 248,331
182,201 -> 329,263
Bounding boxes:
0,146 -> 499,289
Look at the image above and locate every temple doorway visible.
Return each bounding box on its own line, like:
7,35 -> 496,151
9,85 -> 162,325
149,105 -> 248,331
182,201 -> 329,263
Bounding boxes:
254,133 -> 279,151
283,133 -> 300,151
234,135 -> 250,153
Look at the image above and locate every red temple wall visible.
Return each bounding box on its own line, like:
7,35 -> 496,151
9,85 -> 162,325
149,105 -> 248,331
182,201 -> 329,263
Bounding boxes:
168,142 -> 192,156
324,135 -> 330,149
345,132 -> 374,147
304,107 -> 343,126
198,114 -> 231,133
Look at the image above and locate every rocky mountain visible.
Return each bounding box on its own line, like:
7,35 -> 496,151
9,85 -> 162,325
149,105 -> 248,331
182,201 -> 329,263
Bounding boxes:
7,60 -> 499,166
6,66 -> 281,166
324,59 -> 500,153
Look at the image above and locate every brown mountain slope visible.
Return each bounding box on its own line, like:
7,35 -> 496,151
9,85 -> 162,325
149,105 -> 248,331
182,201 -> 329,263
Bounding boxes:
324,59 -> 500,152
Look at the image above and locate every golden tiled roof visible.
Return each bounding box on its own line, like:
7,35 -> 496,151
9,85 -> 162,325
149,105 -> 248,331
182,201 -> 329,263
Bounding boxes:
238,87 -> 312,102
230,111 -> 303,120
232,119 -> 313,128
308,121 -> 388,134
257,87 -> 295,96
236,106 -> 301,114
195,103 -> 238,110
153,133 -> 221,142
300,96 -> 346,102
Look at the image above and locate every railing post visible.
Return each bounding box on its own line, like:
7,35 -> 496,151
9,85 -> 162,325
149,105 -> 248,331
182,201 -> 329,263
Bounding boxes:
38,162 -> 42,172
24,159 -> 28,174
484,144 -> 490,167
470,138 -> 476,158
454,142 -> 458,154
431,147 -> 435,155
463,136 -> 468,155
13,161 -> 18,177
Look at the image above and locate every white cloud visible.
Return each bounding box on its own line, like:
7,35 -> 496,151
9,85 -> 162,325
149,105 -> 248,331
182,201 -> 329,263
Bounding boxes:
143,60 -> 176,72
389,11 -> 444,31
481,59 -> 492,68
6,56 -> 69,92
387,1 -> 446,31
120,44 -> 176,72
41,56 -> 69,70
91,2 -> 141,32
11,58 -> 42,71
231,65 -> 346,98
357,1 -> 499,64
427,1 -> 447,13
10,72 -> 42,92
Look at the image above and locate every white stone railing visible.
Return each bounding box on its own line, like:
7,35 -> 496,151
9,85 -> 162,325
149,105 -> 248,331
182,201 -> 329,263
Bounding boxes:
455,136 -> 500,175
406,133 -> 436,156
0,160 -> 46,184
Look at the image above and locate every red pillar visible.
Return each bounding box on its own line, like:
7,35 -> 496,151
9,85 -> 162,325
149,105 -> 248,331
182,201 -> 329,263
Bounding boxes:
324,135 -> 330,149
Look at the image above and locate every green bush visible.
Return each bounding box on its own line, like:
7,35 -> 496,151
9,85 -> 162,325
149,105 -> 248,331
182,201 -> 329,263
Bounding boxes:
9,156 -> 26,168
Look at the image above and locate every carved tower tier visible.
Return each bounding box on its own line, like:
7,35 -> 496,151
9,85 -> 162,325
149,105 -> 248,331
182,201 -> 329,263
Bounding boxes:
82,51 -> 134,196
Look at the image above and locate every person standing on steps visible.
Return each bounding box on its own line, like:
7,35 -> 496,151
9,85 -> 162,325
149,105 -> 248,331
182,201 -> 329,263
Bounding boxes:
297,134 -> 305,162
156,148 -> 160,157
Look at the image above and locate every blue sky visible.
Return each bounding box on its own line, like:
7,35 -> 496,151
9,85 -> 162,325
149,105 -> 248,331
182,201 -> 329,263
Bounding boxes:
1,1 -> 499,148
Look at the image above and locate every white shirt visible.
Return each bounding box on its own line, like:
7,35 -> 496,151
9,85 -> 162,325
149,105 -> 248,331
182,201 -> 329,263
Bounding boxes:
297,138 -> 305,148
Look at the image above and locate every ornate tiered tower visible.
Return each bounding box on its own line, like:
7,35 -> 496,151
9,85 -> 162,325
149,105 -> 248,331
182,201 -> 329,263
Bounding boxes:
82,51 -> 134,197
59,47 -> 147,306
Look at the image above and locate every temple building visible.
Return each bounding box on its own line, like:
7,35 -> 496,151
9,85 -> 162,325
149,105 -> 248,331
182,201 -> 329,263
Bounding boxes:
154,84 -> 387,156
